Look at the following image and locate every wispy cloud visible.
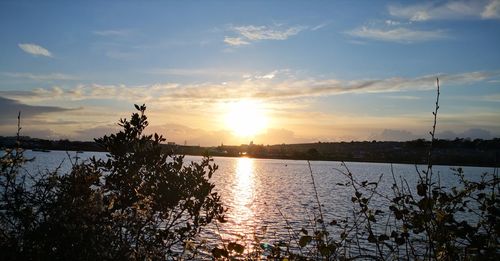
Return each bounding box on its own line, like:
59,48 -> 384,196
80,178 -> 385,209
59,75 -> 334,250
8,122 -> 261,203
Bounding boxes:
437,128 -> 493,140
3,70 -> 498,103
348,26 -> 447,43
389,0 -> 500,21
482,93 -> 500,102
233,25 -> 306,40
385,20 -> 402,26
148,67 -> 243,78
311,21 -> 330,31
18,43 -> 52,57
385,95 -> 421,100
350,1 -> 498,44
0,96 -> 74,124
370,129 -> 419,141
224,24 -> 306,46
255,71 -> 277,79
2,71 -> 498,142
483,0 -> 500,18
2,72 -> 77,81
223,37 -> 249,46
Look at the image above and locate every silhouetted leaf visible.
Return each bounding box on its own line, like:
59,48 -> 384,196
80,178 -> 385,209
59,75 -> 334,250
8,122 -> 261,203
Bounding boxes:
211,247 -> 228,258
299,235 -> 312,247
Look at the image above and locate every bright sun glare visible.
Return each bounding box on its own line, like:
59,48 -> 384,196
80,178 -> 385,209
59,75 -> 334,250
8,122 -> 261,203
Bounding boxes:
225,100 -> 268,137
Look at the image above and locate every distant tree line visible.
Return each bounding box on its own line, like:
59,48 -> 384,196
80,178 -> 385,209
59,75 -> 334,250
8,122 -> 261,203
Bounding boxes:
204,139 -> 500,167
2,135 -> 499,167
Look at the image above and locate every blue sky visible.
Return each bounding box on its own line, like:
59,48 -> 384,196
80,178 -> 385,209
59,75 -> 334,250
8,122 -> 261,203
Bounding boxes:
1,0 -> 499,145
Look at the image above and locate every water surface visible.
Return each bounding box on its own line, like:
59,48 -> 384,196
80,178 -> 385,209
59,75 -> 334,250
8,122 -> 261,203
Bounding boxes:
22,150 -> 493,249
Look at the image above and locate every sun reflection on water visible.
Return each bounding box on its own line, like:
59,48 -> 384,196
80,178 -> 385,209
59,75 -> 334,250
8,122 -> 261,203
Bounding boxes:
232,157 -> 255,231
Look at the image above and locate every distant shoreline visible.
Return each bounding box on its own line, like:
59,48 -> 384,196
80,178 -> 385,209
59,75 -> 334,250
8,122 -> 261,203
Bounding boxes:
20,147 -> 500,169
2,136 -> 498,168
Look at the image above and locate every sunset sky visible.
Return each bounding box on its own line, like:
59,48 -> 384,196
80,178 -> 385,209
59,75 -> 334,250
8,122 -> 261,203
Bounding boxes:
1,0 -> 499,146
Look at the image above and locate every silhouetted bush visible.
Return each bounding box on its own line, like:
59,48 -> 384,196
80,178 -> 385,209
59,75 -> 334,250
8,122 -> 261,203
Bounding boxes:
0,105 -> 224,260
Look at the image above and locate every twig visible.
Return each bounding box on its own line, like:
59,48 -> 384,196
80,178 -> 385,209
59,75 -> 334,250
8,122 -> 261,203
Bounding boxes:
307,161 -> 327,237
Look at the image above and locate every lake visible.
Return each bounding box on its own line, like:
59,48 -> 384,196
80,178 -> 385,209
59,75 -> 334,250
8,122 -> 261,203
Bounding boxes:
22,150 -> 494,253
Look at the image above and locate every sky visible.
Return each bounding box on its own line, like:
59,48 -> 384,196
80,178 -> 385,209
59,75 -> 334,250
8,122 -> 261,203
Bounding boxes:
0,0 -> 499,146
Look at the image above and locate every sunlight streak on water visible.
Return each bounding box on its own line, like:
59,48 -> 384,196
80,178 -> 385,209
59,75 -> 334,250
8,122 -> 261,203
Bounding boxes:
232,157 -> 255,236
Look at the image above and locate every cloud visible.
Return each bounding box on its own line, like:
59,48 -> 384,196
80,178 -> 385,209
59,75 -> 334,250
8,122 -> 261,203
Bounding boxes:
348,26 -> 447,43
224,24 -> 306,46
73,124 -> 121,141
21,129 -> 62,140
18,43 -> 52,57
254,128 -> 307,145
311,21 -> 330,31
437,128 -> 493,140
260,73 -> 275,79
148,67 -> 242,78
147,123 -> 234,146
2,72 -> 77,81
385,20 -> 402,26
371,128 -> 496,141
0,96 -> 74,124
234,25 -> 306,40
1,74 -> 497,143
384,95 -> 421,100
146,123 -> 307,146
223,37 -> 249,46
2,70 -> 499,104
164,70 -> 496,100
482,93 -> 500,102
389,0 -> 500,21
371,129 -> 419,141
482,0 -> 500,18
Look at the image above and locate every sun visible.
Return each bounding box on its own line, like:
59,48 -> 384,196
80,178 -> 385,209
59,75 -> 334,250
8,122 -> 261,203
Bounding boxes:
224,100 -> 268,137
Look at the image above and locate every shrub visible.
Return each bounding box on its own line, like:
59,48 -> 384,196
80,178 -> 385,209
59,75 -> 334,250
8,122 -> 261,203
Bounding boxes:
0,105 -> 224,260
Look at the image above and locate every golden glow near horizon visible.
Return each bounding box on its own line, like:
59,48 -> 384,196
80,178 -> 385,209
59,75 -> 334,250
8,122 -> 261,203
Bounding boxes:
1,2 -> 500,144
224,100 -> 269,137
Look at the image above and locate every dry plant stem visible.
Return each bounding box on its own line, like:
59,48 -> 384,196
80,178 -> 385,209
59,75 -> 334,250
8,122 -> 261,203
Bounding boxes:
277,207 -> 305,257
425,78 -> 440,257
307,161 -> 327,238
16,112 -> 21,144
425,78 -> 440,188
214,221 -> 230,254
343,162 -> 385,260
391,163 -> 418,258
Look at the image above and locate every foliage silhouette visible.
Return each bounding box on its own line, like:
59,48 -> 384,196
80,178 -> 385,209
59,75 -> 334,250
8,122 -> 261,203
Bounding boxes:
0,105 -> 224,260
